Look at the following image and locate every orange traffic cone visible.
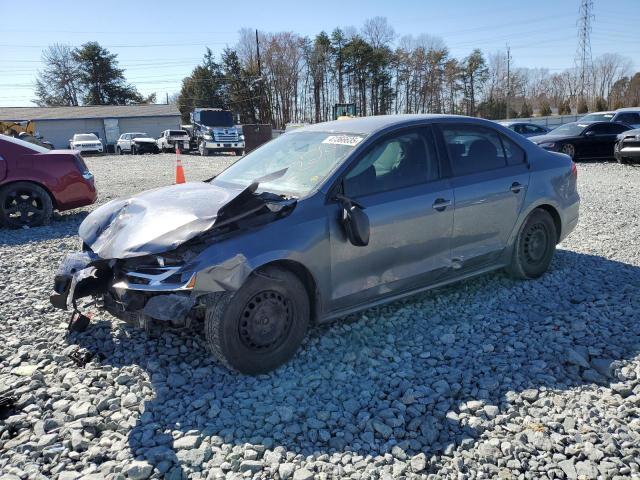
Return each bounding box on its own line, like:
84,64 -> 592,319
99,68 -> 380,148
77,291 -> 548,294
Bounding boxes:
175,146 -> 186,184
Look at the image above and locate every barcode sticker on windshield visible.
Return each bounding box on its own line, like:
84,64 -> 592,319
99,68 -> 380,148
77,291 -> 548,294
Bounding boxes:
322,135 -> 363,146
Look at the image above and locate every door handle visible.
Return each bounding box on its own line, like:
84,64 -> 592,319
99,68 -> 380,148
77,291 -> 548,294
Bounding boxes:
432,198 -> 451,211
510,182 -> 523,193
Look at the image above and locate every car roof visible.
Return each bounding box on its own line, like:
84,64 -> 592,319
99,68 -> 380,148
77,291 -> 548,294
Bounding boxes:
614,107 -> 640,112
499,121 -> 543,126
582,111 -> 615,115
297,114 -> 494,135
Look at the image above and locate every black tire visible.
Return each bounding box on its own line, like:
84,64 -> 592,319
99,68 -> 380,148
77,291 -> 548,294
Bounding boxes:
204,267 -> 310,374
131,145 -> 137,155
506,208 -> 557,280
116,147 -> 122,155
0,182 -> 53,228
235,149 -> 245,156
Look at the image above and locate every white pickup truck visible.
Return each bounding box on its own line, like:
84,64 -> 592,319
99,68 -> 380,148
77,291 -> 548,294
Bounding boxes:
157,129 -> 191,153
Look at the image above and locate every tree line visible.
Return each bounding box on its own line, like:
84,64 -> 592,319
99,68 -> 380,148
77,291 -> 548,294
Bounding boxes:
33,18 -> 640,128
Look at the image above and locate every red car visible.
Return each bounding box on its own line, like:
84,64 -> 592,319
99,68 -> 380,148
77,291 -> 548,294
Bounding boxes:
0,134 -> 97,227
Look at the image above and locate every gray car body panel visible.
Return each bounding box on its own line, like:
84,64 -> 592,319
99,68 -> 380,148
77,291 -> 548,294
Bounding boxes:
77,114 -> 579,323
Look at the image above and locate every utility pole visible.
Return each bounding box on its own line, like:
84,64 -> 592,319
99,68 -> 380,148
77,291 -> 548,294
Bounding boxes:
255,29 -> 262,123
506,44 -> 511,120
166,92 -> 169,105
575,0 -> 594,105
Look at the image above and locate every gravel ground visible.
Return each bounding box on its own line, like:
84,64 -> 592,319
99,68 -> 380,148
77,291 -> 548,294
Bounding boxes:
0,155 -> 639,480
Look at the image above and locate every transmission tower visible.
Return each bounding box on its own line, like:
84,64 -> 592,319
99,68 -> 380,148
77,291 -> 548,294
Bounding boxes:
575,0 -> 594,101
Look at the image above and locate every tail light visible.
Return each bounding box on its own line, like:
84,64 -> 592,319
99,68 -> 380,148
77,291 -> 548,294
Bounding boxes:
570,161 -> 577,179
73,153 -> 89,174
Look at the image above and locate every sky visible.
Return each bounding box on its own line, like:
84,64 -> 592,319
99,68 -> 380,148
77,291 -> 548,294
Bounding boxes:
1,0 -> 638,107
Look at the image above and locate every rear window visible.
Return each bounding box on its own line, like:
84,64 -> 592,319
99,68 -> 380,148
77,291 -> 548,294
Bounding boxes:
169,130 -> 188,136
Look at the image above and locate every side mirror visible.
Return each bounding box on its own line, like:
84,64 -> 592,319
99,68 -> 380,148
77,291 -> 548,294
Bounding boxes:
584,130 -> 595,137
336,193 -> 370,247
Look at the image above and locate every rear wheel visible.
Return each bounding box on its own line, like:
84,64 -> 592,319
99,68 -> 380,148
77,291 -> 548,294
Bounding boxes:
204,267 -> 310,374
506,208 -> 557,280
561,143 -> 575,160
0,182 -> 53,228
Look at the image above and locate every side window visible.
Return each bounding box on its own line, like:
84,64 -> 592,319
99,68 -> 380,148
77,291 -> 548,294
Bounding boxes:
588,124 -> 608,135
501,135 -> 526,165
441,124 -> 508,176
607,123 -> 630,134
615,113 -> 640,125
344,128 -> 438,198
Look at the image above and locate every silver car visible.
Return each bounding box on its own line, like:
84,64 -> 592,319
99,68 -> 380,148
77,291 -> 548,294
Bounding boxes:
50,115 -> 580,374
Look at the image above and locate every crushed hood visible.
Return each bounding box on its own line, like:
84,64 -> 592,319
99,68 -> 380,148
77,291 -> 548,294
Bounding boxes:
79,182 -> 245,259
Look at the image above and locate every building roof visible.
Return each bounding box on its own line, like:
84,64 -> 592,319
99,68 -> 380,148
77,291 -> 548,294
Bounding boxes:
0,104 -> 180,121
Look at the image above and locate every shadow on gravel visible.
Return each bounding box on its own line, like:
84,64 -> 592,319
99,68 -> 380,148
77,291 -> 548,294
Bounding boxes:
0,210 -> 89,245
70,250 -> 640,478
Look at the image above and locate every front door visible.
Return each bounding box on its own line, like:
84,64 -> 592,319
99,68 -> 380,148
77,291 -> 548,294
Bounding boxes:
327,126 -> 454,313
437,123 -> 530,271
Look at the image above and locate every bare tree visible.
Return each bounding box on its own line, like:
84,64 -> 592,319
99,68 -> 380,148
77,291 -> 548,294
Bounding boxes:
362,17 -> 395,49
34,44 -> 81,106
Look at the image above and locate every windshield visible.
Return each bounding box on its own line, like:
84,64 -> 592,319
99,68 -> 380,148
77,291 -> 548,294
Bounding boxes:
131,133 -> 149,139
169,130 -> 188,136
580,113 -> 614,122
550,123 -> 588,136
212,131 -> 365,197
75,134 -> 98,141
197,110 -> 233,127
0,133 -> 49,153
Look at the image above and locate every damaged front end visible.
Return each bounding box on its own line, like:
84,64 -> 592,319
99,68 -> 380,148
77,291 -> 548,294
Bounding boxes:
50,180 -> 297,332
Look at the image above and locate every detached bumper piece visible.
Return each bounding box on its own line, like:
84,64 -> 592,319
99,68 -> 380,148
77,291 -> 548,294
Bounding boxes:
50,252 -> 111,331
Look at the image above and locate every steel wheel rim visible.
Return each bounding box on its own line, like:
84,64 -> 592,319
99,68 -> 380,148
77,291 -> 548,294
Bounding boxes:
523,223 -> 549,265
3,188 -> 45,226
239,291 -> 293,352
562,144 -> 574,158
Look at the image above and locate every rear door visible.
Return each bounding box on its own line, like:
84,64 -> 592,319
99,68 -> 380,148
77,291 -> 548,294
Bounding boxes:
436,123 -> 530,271
585,123 -> 628,157
327,126 -> 454,312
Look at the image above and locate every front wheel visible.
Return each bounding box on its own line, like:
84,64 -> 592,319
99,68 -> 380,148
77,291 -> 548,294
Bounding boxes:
199,141 -> 209,156
561,143 -> 575,160
204,267 -> 310,374
506,209 -> 557,280
0,182 -> 53,228
116,147 -> 122,155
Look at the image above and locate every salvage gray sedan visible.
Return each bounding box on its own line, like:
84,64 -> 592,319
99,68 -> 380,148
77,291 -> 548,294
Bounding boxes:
50,115 -> 580,374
